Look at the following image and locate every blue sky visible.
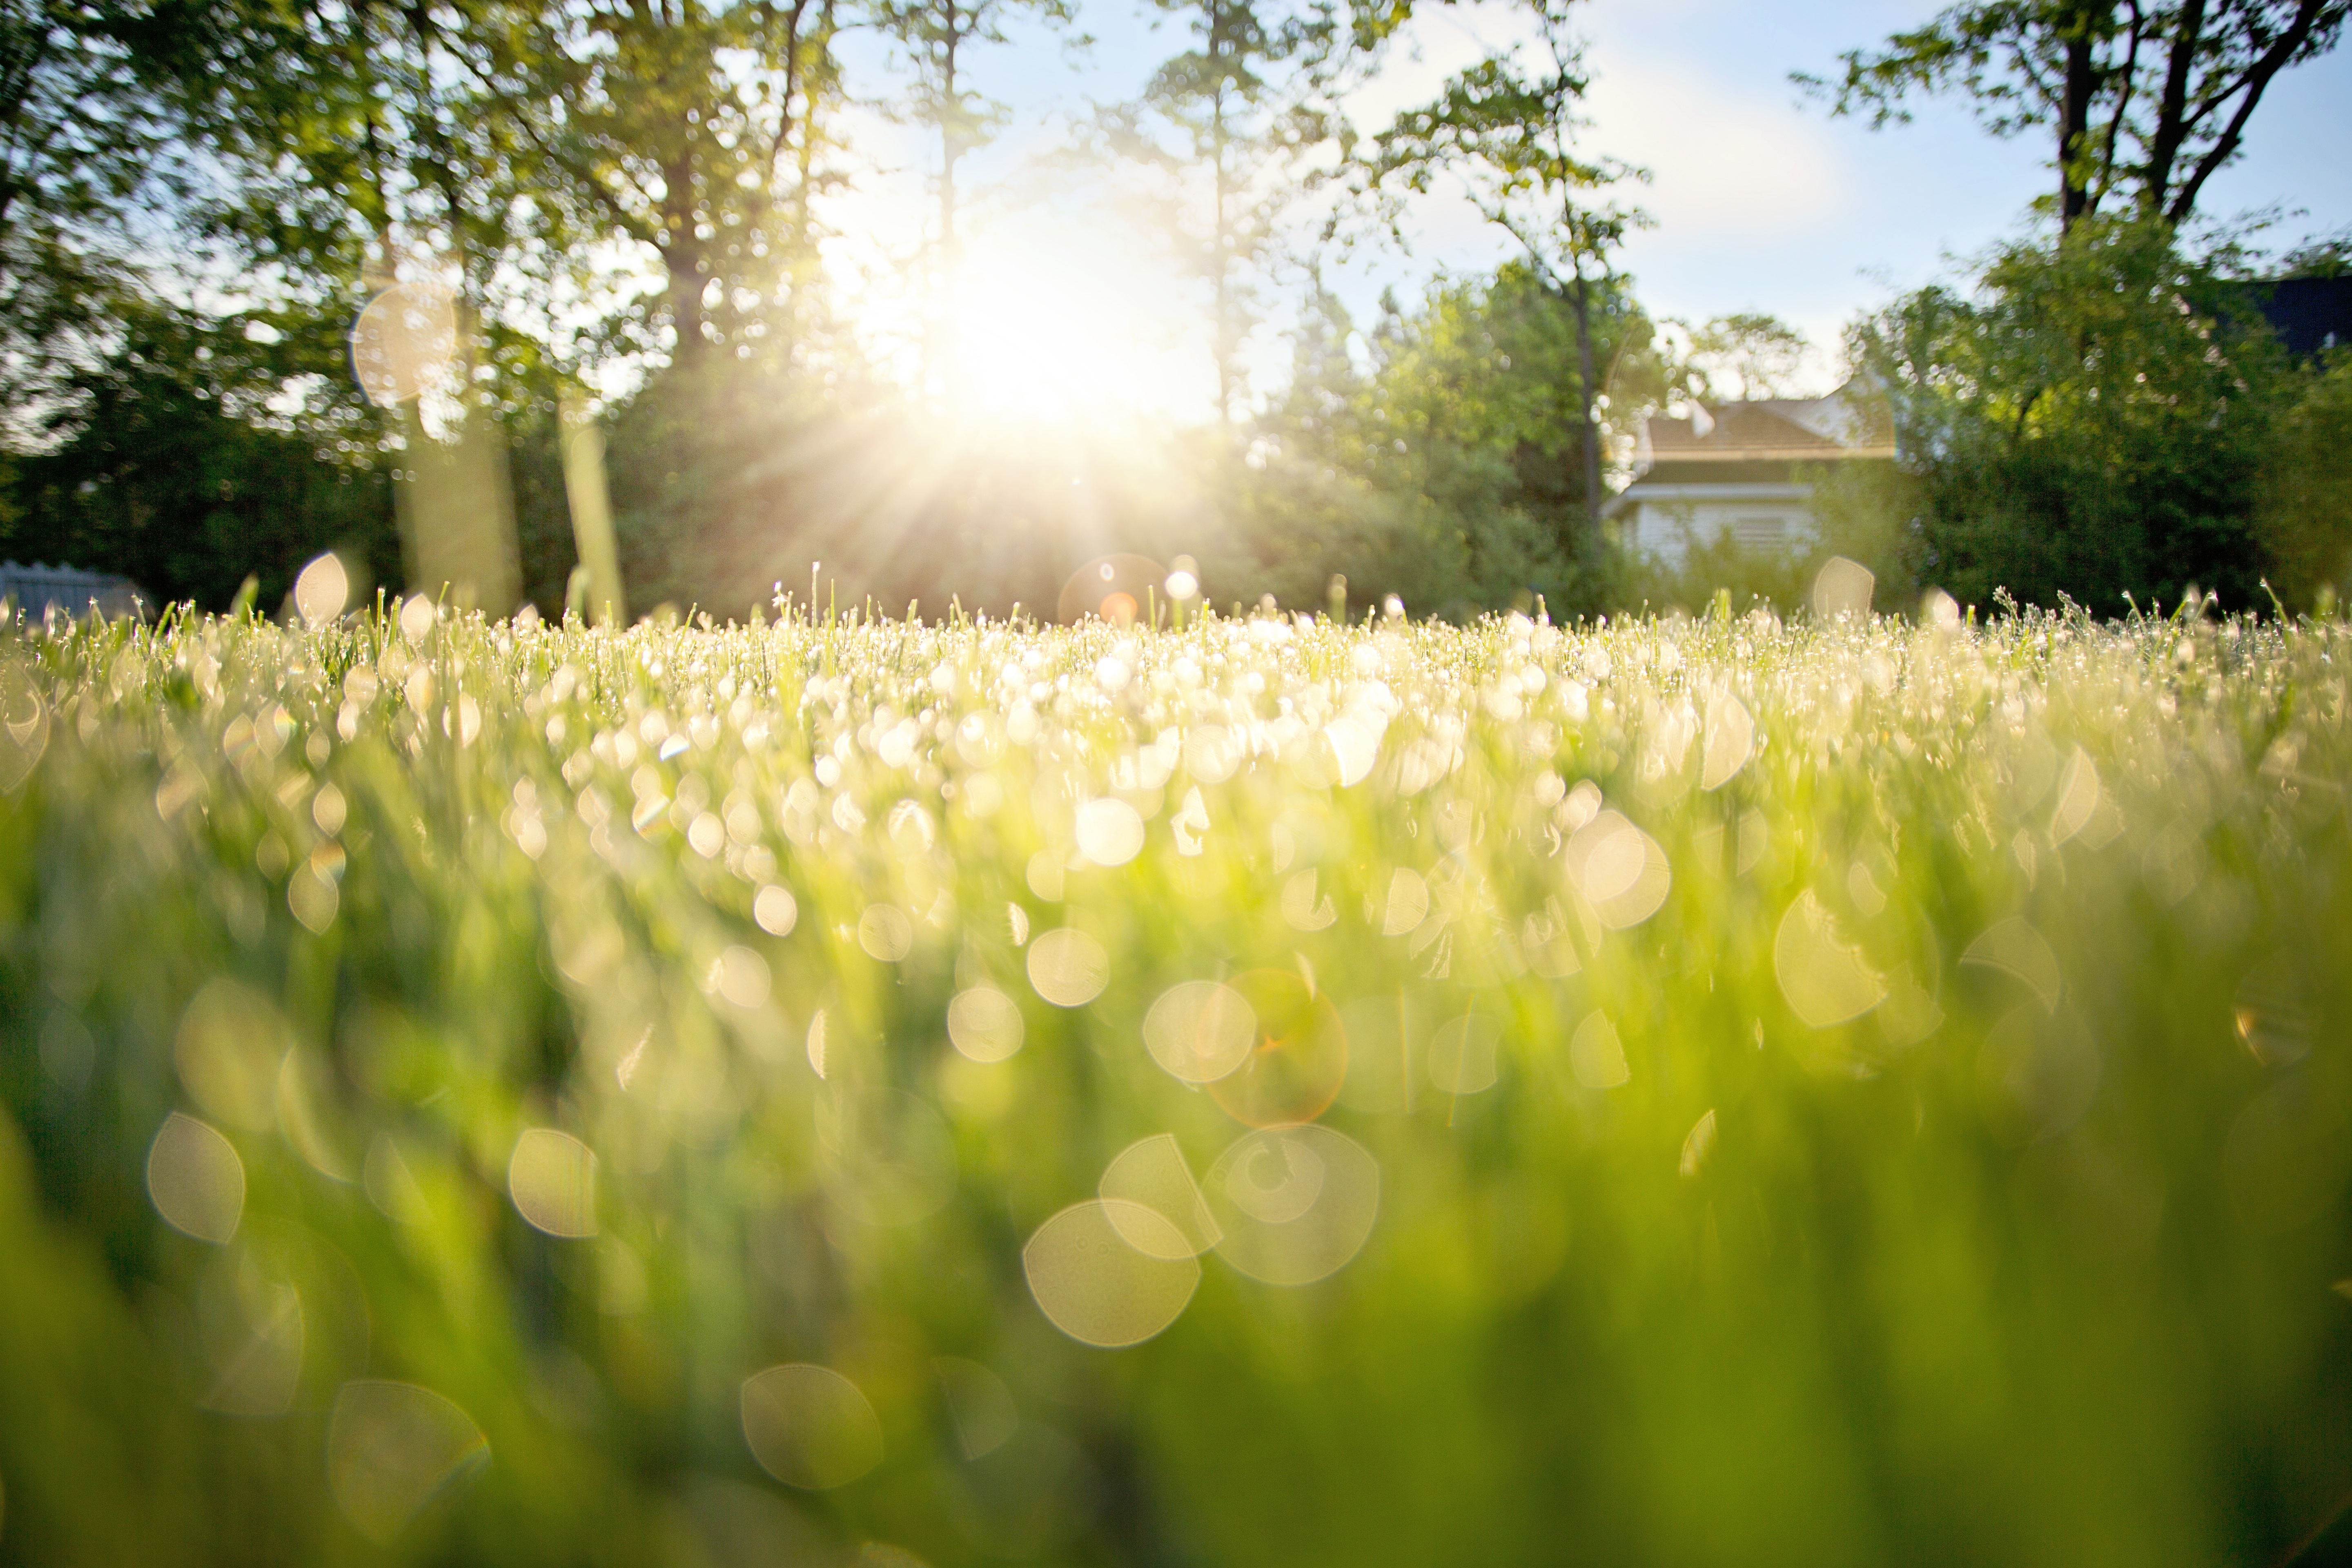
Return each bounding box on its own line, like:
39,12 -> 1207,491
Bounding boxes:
831,0 -> 2352,407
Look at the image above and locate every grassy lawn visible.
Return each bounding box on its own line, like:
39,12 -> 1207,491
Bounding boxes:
1,595 -> 2347,1566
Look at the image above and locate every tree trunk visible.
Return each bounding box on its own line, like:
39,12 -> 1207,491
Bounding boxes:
940,14 -> 961,271
1209,0 -> 1235,423
663,140 -> 705,368
1572,261 -> 1600,560
928,3 -> 966,396
2142,0 -> 2206,214
666,243 -> 705,367
2059,7 -> 2099,230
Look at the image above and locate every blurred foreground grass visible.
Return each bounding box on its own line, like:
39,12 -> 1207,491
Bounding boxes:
2,591 -> 2350,1566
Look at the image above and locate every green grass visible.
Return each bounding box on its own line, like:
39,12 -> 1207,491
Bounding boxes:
1,593 -> 2348,1566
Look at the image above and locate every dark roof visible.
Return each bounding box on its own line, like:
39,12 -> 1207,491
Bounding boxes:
2221,276 -> 2352,361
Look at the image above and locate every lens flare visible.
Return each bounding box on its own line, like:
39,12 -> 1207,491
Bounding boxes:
1206,969 -> 1348,1127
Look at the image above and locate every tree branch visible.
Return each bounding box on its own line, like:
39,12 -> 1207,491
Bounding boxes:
2092,0 -> 2142,210
2142,0 -> 2206,210
2167,0 -> 2329,221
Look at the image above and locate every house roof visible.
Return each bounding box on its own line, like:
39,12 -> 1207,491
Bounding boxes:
1633,381 -> 1897,472
2212,275 -> 2352,361
1602,381 -> 1897,520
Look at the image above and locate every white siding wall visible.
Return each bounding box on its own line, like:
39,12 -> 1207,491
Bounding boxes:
1626,499 -> 1817,567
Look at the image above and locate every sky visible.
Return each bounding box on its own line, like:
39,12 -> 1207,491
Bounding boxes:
827,0 -> 2352,413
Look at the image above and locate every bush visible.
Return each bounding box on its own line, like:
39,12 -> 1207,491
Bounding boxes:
1856,217 -> 2292,615
2256,349 -> 2352,611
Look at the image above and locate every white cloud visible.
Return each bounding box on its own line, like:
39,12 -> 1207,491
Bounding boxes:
1587,56 -> 1850,239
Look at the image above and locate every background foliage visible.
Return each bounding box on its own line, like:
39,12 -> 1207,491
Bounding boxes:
0,0 -> 2342,622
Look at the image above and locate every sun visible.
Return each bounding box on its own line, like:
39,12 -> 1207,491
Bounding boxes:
937,216 -> 1216,425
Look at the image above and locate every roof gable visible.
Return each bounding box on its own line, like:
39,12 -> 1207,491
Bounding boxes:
1633,379 -> 1896,474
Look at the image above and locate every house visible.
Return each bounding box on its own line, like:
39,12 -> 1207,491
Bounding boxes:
1602,381 -> 1896,566
0,561 -> 150,621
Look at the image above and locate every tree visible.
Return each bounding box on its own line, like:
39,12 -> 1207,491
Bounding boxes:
1853,214 -> 2290,610
880,0 -> 1077,390
1101,0 -> 1325,422
1800,0 -> 2350,232
1677,312 -> 1812,404
1221,261 -> 1653,617
460,0 -> 846,373
0,300 -> 398,609
0,0 -> 192,420
1365,0 -> 1645,556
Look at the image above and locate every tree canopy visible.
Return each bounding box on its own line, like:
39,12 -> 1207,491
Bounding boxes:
1801,0 -> 2350,230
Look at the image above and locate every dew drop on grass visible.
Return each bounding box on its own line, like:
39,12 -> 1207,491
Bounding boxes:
1097,1134 -> 1221,1257
1429,1013 -> 1501,1095
312,781 -> 347,835
753,884 -> 798,936
1978,1004 -> 2100,1141
688,812 -> 725,856
1875,965 -> 1947,1049
1773,890 -> 1888,1029
1679,1109 -> 1717,1178
1811,556 -> 1875,619
1206,969 -> 1348,1126
276,1048 -> 356,1182
327,1380 -> 489,1545
175,978 -> 294,1131
1172,787 -> 1210,855
1570,1011 -> 1628,1090
508,1128 -> 598,1238
148,1111 -> 245,1244
706,944 -> 772,1009
200,1260 -> 305,1417
288,863 -> 339,933
1023,1200 -> 1199,1347
1281,869 -> 1336,931
294,552 -> 349,626
1143,980 -> 1256,1084
947,987 -> 1025,1062
1027,928 -> 1108,1007
858,903 -> 914,962
1075,797 -> 1145,866
1379,867 -> 1429,936
1203,1124 -> 1380,1285
1961,917 -> 2063,1011
1564,811 -> 1670,929
740,1364 -> 884,1489
2048,746 -> 2102,845
1183,725 -> 1241,784
363,1135 -> 431,1227
933,1356 -> 1019,1461
0,660 -> 50,791
398,594 -> 435,645
1699,690 -> 1754,791
1025,851 -> 1066,902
